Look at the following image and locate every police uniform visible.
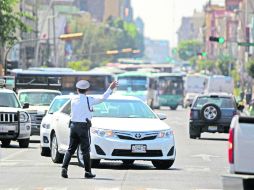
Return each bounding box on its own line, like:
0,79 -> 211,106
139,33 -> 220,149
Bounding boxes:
61,80 -> 113,178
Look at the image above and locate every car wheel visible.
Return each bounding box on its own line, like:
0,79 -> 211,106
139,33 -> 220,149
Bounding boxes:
170,105 -> 178,110
41,147 -> 51,157
189,133 -> 201,139
152,159 -> 175,169
77,146 -> 100,168
201,103 -> 221,122
51,133 -> 64,163
1,139 -> 11,147
18,138 -> 30,148
122,160 -> 135,165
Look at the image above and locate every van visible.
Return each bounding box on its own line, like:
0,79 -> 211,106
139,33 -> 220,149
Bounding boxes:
206,75 -> 234,94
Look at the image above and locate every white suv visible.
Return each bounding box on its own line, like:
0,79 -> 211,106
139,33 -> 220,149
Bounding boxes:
17,89 -> 61,136
0,88 -> 31,148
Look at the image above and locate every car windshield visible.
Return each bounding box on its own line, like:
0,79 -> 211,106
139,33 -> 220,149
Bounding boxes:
193,96 -> 235,109
0,93 -> 21,108
93,99 -> 157,118
48,98 -> 70,114
118,76 -> 147,91
19,92 -> 61,106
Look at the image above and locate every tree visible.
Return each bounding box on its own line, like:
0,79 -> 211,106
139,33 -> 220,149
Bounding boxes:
247,59 -> 254,78
0,0 -> 29,73
68,59 -> 91,71
177,40 -> 202,61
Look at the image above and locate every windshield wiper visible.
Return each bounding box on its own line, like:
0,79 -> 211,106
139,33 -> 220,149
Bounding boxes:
0,105 -> 10,107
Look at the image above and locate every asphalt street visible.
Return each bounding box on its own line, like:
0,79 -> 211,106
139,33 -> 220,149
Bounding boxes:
0,107 -> 229,190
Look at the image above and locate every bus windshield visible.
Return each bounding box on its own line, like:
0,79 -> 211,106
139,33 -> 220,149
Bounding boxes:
159,76 -> 184,95
118,76 -> 147,91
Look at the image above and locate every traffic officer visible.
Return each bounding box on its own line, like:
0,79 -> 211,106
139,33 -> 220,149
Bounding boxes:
61,80 -> 118,179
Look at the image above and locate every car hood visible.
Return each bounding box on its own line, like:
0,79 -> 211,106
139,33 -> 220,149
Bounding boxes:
26,106 -> 49,114
0,107 -> 24,112
92,117 -> 170,131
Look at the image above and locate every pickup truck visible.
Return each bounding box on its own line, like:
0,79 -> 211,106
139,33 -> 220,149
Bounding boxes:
222,116 -> 254,190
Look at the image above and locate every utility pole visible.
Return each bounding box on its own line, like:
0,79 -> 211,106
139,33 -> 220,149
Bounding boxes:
52,3 -> 57,66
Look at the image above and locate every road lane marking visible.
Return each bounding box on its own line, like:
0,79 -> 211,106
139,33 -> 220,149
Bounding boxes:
191,154 -> 220,162
185,166 -> 211,172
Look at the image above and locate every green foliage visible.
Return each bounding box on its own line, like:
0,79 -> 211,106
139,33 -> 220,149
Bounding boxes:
177,40 -> 202,61
197,59 -> 215,73
67,59 -> 91,71
215,55 -> 233,76
0,0 -> 30,46
66,16 -> 144,69
247,59 -> 254,78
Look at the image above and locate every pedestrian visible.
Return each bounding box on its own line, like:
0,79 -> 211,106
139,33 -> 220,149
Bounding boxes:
61,80 -> 118,179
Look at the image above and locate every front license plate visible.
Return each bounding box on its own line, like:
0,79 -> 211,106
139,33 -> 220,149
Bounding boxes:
0,125 -> 16,133
208,126 -> 218,131
131,144 -> 147,153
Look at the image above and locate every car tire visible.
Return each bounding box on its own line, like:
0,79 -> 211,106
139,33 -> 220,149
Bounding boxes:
1,139 -> 11,147
122,160 -> 135,165
41,147 -> 51,157
91,159 -> 101,168
18,138 -> 30,148
50,134 -> 64,163
170,105 -> 178,110
152,159 -> 175,169
77,146 -> 101,168
201,103 -> 221,122
189,133 -> 201,139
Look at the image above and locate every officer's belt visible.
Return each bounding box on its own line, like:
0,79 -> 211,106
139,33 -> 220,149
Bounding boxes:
70,121 -> 87,124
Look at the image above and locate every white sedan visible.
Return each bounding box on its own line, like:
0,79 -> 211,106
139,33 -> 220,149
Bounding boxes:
40,95 -> 71,156
49,95 -> 176,169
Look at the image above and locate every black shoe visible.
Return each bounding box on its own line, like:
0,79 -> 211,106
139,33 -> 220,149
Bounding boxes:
85,172 -> 96,178
61,168 -> 68,178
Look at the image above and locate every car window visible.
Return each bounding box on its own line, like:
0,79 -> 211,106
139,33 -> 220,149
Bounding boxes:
61,101 -> 71,115
92,100 -> 157,118
19,92 -> 61,106
48,98 -> 69,114
0,93 -> 21,108
193,97 -> 235,109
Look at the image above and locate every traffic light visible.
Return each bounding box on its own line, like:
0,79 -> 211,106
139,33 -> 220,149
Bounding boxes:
197,52 -> 207,57
209,36 -> 225,44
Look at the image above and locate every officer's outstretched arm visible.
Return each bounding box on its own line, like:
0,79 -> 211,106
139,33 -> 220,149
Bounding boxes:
90,81 -> 118,105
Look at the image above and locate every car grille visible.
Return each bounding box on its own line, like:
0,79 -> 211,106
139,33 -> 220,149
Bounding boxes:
112,149 -> 163,157
115,131 -> 159,141
30,113 -> 44,126
0,112 -> 18,123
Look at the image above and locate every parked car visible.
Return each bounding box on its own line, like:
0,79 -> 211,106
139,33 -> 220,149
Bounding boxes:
222,116 -> 254,190
17,89 -> 61,135
189,93 -> 243,139
0,87 -> 31,148
40,95 -> 71,156
48,95 -> 176,169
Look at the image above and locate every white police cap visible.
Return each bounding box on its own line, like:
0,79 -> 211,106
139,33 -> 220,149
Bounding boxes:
76,80 -> 90,89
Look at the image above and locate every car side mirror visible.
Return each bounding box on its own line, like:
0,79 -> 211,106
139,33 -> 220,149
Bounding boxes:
157,113 -> 167,120
23,103 -> 29,109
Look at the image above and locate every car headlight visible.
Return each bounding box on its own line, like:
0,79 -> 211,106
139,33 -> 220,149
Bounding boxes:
157,130 -> 173,138
42,123 -> 51,129
19,112 -> 29,123
91,128 -> 115,138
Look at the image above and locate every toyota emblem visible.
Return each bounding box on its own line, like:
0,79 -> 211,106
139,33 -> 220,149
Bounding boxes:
134,133 -> 142,139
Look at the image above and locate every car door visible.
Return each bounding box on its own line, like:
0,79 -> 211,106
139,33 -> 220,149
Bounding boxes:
57,101 -> 71,151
